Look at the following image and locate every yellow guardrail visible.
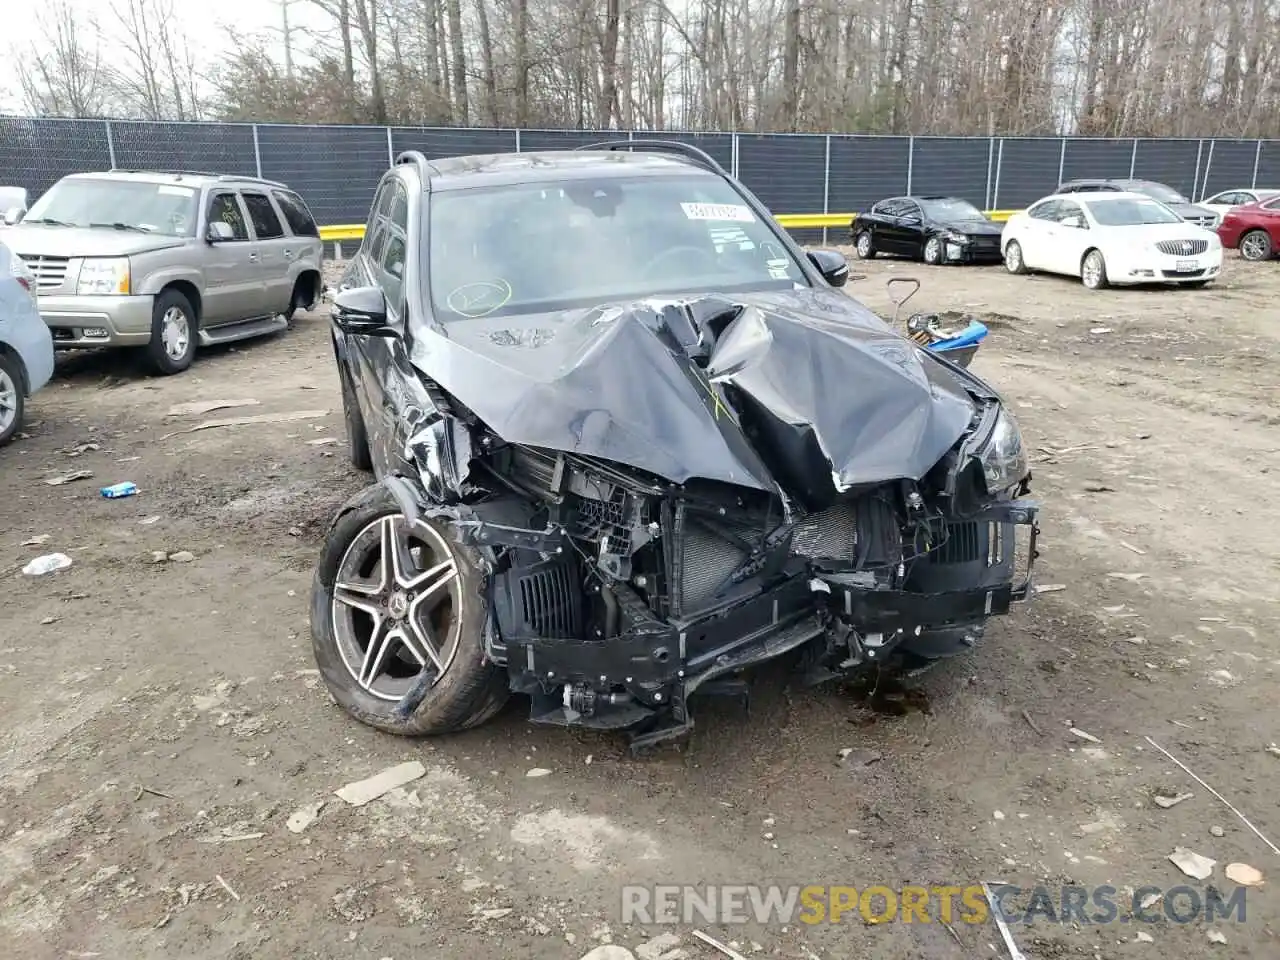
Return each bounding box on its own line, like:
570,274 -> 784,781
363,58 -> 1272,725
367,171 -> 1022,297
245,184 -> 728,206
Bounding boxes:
317,208 -> 1018,244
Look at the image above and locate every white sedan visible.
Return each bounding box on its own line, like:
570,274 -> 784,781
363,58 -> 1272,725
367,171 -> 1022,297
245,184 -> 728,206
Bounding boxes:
1001,192 -> 1223,289
1200,188 -> 1280,218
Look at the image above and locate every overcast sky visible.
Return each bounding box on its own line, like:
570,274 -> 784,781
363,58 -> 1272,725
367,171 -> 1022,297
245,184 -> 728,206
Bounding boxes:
0,0 -> 327,113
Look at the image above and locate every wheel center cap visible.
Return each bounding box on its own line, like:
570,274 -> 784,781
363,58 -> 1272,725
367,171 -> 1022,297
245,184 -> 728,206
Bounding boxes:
387,591 -> 409,619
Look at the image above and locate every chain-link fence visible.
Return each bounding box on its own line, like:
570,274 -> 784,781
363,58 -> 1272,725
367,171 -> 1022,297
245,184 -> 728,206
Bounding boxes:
2,116 -> 1278,227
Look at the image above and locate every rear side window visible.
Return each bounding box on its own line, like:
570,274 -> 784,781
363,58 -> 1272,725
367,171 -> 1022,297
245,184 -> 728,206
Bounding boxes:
272,190 -> 319,237
1028,200 -> 1060,220
242,192 -> 284,239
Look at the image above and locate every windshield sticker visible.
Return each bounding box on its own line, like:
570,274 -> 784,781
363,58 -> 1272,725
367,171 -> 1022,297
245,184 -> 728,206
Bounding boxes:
766,258 -> 791,280
446,279 -> 513,318
157,185 -> 195,197
681,202 -> 756,223
708,225 -> 755,251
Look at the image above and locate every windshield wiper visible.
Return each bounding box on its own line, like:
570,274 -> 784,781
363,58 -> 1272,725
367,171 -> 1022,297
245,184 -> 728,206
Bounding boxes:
24,217 -> 74,227
90,222 -> 150,233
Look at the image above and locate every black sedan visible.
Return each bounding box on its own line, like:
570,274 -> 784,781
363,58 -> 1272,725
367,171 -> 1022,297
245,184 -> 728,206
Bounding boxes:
852,195 -> 1005,265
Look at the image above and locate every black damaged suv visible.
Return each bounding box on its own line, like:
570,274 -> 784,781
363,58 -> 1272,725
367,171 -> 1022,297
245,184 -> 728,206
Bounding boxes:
313,141 -> 1040,748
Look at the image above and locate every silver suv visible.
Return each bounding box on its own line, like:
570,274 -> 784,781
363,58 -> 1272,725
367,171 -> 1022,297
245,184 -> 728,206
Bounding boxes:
7,170 -> 324,374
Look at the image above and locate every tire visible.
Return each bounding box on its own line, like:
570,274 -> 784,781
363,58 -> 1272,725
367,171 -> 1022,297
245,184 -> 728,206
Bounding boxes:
339,360 -> 374,472
0,352 -> 26,447
145,288 -> 198,375
923,236 -> 943,265
1081,249 -> 1109,290
1004,240 -> 1027,275
853,229 -> 876,259
310,483 -> 509,736
1239,229 -> 1273,262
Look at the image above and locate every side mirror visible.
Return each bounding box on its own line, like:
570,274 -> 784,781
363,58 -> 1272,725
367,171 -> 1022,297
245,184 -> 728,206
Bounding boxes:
206,220 -> 235,242
1061,215 -> 1084,229
807,249 -> 850,287
3,207 -> 25,225
332,285 -> 397,337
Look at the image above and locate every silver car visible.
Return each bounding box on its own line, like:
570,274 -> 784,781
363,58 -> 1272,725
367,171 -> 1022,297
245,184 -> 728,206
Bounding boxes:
0,236 -> 54,445
7,170 -> 324,374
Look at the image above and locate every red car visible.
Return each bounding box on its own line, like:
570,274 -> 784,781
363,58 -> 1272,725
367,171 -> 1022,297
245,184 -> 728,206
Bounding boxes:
1217,197 -> 1280,261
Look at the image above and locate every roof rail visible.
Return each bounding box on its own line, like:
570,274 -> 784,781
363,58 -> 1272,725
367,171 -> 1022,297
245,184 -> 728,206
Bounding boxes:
107,168 -> 222,178
573,139 -> 730,178
104,168 -> 286,188
394,151 -> 429,172
217,173 -> 288,188
394,151 -> 432,190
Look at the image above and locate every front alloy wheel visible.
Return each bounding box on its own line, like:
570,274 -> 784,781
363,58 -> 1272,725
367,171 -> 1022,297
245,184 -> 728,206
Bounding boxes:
1004,240 -> 1027,274
1081,250 -> 1108,289
310,484 -> 507,735
146,288 -> 198,374
332,514 -> 462,701
923,236 -> 943,265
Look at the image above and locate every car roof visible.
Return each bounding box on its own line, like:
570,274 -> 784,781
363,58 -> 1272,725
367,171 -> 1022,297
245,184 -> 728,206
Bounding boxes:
422,150 -> 719,191
874,195 -> 964,203
1038,191 -> 1155,204
61,170 -> 287,189
1062,177 -> 1146,185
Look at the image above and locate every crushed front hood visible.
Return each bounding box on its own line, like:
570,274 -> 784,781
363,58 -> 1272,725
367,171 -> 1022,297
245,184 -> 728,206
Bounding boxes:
939,217 -> 1005,236
413,287 -> 978,500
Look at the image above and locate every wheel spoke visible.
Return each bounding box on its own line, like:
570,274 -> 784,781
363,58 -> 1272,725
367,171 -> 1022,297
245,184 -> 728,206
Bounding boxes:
401,555 -> 457,593
399,619 -> 440,671
404,608 -> 445,671
357,620 -> 398,689
333,585 -> 384,620
383,515 -> 419,587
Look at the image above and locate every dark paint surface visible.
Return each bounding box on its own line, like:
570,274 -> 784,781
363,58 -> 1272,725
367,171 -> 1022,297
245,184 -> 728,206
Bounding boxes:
407,286 -> 979,491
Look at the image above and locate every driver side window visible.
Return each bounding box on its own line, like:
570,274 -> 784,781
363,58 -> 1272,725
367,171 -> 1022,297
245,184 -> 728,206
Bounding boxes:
208,192 -> 248,240
1058,201 -> 1087,226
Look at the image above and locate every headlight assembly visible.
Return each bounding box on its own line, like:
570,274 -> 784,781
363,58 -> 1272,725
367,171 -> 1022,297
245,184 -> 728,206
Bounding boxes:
77,257 -> 131,295
943,230 -> 969,244
977,407 -> 1029,493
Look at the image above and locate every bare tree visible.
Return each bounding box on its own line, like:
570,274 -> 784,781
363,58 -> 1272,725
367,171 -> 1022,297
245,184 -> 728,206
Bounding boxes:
21,0 -> 1280,139
108,0 -> 201,120
17,0 -> 108,118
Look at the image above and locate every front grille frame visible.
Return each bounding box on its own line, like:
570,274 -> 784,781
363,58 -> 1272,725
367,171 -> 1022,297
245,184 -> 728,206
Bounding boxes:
1155,238 -> 1209,256
18,254 -> 71,292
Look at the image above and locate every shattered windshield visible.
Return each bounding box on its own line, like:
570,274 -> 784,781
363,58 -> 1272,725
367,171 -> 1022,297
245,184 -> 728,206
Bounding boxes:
920,198 -> 985,220
1085,197 -> 1182,226
24,178 -> 199,236
427,174 -> 810,320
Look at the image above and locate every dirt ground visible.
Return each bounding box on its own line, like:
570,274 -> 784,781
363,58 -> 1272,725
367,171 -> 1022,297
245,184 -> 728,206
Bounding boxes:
3,250 -> 1279,960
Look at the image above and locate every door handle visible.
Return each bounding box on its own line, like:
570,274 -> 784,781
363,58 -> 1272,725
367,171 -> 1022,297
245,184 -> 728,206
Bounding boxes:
283,249 -> 293,260
248,252 -> 260,262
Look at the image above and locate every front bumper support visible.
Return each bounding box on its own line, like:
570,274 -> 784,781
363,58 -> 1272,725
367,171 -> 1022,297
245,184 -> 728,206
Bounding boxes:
517,499 -> 1040,733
